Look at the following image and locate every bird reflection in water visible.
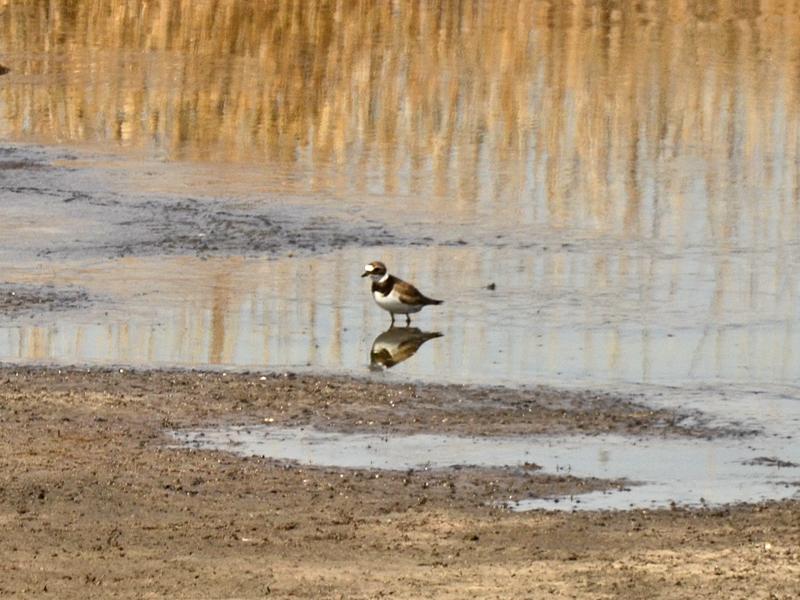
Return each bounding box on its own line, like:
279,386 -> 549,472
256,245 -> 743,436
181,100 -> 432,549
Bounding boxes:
369,327 -> 443,370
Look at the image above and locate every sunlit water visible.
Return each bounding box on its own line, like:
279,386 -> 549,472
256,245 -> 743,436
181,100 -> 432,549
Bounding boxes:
1,1 -> 800,503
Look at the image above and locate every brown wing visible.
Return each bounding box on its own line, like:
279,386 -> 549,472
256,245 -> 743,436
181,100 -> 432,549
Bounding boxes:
393,279 -> 434,305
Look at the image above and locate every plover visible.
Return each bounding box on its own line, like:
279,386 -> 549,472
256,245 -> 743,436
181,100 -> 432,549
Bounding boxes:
361,261 -> 443,326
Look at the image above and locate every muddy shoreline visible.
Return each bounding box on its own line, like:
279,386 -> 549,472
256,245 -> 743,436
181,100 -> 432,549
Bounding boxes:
1,365 -> 799,598
0,365 -> 727,439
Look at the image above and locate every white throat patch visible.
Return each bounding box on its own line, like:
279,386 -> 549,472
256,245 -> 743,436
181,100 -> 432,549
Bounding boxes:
370,272 -> 389,283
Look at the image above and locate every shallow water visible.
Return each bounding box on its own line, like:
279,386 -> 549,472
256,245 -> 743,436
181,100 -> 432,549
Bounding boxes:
2,247 -> 800,418
171,425 -> 800,511
1,2 -> 798,392
2,2 -> 800,502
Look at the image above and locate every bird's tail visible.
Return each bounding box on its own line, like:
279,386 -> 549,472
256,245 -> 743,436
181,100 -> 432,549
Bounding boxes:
422,296 -> 443,306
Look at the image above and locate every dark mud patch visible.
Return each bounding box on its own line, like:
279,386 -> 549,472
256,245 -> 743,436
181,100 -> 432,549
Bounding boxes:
15,183 -> 429,260
0,284 -> 90,320
17,189 -> 407,259
0,144 -> 70,164
97,197 -> 412,258
744,456 -> 800,468
1,144 -> 436,260
0,160 -> 46,170
0,146 -> 51,172
311,464 -> 626,508
0,144 -> 565,261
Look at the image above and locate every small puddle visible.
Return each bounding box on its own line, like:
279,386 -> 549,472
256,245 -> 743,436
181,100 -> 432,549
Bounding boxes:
171,426 -> 800,511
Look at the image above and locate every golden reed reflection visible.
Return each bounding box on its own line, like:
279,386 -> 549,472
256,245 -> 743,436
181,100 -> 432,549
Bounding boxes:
1,0 -> 799,218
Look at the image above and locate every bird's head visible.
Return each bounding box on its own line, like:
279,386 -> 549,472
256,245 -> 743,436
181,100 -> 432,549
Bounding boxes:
362,261 -> 388,282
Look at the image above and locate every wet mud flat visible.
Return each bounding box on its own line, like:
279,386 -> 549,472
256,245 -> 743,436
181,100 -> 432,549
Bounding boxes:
1,366 -> 799,599
0,283 -> 89,320
0,143 -> 541,264
0,144 -> 437,262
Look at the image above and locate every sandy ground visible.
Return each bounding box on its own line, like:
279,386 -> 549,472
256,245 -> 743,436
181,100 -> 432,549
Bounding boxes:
1,366 -> 799,599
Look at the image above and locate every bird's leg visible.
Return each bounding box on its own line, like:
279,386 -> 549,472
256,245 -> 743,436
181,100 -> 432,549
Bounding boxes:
405,314 -> 411,326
